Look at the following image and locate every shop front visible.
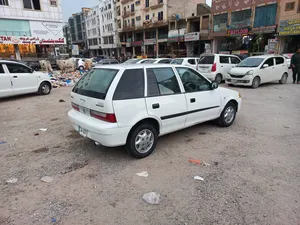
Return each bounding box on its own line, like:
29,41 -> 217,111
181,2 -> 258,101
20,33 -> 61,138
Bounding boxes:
184,32 -> 200,57
278,19 -> 300,54
144,38 -> 156,58
168,29 -> 186,57
132,41 -> 143,57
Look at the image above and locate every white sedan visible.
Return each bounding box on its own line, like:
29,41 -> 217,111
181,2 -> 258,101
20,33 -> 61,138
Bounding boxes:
171,57 -> 199,70
0,60 -> 52,98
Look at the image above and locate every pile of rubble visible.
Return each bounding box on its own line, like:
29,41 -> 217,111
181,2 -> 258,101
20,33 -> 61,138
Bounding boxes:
49,71 -> 84,88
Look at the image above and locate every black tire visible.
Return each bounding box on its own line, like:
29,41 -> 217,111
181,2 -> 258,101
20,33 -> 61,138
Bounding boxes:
216,102 -> 237,127
215,74 -> 223,84
251,76 -> 260,89
125,123 -> 158,159
279,73 -> 288,84
228,84 -> 234,87
39,82 -> 51,95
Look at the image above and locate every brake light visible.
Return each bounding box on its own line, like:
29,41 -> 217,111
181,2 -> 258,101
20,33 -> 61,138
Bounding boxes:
71,102 -> 80,111
90,110 -> 117,123
211,63 -> 217,72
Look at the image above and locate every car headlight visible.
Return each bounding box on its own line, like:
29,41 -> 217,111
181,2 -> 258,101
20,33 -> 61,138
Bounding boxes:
245,70 -> 254,75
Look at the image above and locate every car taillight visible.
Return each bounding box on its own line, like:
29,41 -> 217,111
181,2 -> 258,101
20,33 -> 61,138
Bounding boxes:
71,102 -> 80,111
90,110 -> 117,123
211,63 -> 217,72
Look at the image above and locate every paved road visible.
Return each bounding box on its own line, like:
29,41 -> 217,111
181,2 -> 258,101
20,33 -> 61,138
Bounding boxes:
0,79 -> 299,225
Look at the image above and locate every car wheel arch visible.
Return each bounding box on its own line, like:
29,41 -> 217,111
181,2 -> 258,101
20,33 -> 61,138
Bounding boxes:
222,99 -> 239,113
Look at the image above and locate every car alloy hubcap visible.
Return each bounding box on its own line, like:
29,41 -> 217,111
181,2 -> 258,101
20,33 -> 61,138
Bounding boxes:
42,85 -> 50,94
253,78 -> 259,87
224,106 -> 235,124
282,75 -> 287,83
135,129 -> 154,153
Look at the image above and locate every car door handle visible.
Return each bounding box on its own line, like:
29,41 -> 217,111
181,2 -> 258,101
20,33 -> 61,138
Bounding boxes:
152,103 -> 160,109
190,98 -> 196,103
13,76 -> 18,78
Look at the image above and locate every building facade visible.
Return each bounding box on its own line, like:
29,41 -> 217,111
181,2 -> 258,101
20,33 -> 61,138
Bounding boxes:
63,23 -> 72,55
100,0 -> 120,57
85,5 -> 101,57
277,0 -> 300,54
68,8 -> 90,56
0,0 -> 65,59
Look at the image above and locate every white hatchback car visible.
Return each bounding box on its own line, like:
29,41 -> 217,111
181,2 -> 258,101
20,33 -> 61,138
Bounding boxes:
171,58 -> 199,70
0,60 -> 52,98
226,55 -> 289,88
197,54 -> 241,84
68,64 -> 242,158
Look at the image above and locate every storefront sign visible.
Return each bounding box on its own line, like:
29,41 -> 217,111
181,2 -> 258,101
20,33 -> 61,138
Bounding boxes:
29,21 -> 64,40
0,36 -> 65,45
184,32 -> 200,42
251,25 -> 276,34
279,19 -> 300,36
126,38 -> 132,47
132,41 -> 143,46
228,28 -> 249,36
168,29 -> 186,42
200,30 -> 209,35
72,45 -> 79,55
267,38 -> 279,54
144,38 -> 156,45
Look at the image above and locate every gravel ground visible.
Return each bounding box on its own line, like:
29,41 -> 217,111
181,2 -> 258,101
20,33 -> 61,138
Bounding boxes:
0,78 -> 300,225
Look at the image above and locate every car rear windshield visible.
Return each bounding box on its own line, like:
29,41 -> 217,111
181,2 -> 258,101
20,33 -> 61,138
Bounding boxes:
236,58 -> 264,68
198,56 -> 214,64
171,59 -> 184,65
72,68 -> 118,99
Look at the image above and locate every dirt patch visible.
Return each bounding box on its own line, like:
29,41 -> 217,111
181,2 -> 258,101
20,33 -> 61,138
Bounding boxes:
32,147 -> 49,154
198,132 -> 207,135
67,130 -> 81,139
62,160 -> 89,174
51,118 -> 59,122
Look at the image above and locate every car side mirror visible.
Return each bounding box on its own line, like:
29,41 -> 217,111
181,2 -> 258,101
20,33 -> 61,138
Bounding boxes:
262,64 -> 269,68
211,81 -> 218,90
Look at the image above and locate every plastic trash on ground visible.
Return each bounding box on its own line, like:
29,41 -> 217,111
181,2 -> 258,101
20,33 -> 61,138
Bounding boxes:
142,192 -> 161,205
6,178 -> 18,184
136,171 -> 149,177
194,176 -> 204,181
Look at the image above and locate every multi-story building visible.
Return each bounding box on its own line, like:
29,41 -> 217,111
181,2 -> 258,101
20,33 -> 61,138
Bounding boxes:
63,23 -> 72,55
68,7 -> 90,56
277,0 -> 300,54
0,0 -> 65,59
116,0 -> 205,58
210,0 -> 280,54
99,0 -> 120,57
85,5 -> 101,57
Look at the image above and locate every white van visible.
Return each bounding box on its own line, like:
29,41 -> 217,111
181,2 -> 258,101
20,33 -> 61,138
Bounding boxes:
0,60 -> 52,98
68,64 -> 242,158
197,54 -> 241,83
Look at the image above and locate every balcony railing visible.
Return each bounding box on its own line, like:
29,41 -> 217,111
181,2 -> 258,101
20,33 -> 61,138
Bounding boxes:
122,11 -> 135,18
150,3 -> 164,10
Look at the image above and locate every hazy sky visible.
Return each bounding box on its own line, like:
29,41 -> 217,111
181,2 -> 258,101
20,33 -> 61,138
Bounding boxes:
62,0 -> 213,22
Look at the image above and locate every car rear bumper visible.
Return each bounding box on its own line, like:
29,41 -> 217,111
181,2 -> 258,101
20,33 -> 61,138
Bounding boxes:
68,109 -> 130,147
200,72 -> 216,80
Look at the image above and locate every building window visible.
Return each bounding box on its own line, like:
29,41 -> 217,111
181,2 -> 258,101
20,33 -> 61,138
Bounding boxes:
131,4 -> 134,12
50,0 -> 57,7
23,0 -> 41,10
213,13 -> 228,32
158,0 -> 163,3
231,9 -> 251,29
254,4 -> 277,27
136,16 -> 141,21
145,0 -> 149,8
158,11 -> 163,21
135,0 -> 140,5
298,0 -> 300,12
0,0 -> 9,6
285,2 -> 295,11
145,14 -> 149,20
131,18 -> 135,26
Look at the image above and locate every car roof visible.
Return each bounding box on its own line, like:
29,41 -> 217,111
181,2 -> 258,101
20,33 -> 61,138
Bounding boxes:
200,54 -> 237,57
0,60 -> 22,64
247,54 -> 284,59
94,64 -> 186,70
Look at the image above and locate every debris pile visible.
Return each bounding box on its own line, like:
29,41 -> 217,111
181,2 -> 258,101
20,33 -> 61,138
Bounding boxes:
49,71 -> 84,88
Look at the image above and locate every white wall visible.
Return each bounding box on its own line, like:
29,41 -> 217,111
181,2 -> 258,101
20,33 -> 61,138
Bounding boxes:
0,0 -> 63,22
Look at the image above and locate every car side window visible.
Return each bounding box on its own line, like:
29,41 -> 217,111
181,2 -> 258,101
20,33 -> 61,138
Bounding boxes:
158,59 -> 171,64
220,56 -> 230,64
275,57 -> 284,65
113,69 -> 145,100
6,63 -> 32,73
111,60 -> 118,64
230,57 -> 240,64
0,64 -> 4,73
188,59 -> 196,65
264,58 -> 274,67
147,67 -> 181,96
176,67 -> 211,92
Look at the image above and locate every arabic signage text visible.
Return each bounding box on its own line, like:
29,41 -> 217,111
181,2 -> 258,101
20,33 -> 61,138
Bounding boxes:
0,36 -> 66,45
279,19 -> 300,36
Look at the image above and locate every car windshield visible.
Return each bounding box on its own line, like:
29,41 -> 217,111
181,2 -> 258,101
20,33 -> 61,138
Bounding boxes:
142,60 -> 155,64
171,59 -> 184,65
198,55 -> 214,64
236,58 -> 264,68
72,68 -> 119,99
123,59 -> 142,64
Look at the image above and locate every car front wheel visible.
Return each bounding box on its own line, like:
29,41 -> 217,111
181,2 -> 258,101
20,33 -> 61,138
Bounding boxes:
251,76 -> 260,89
126,123 -> 158,159
216,102 -> 237,127
39,82 -> 51,95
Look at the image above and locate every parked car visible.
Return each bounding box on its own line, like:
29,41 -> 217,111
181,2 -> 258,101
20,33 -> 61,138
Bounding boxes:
68,64 -> 242,158
282,54 -> 292,66
171,57 -> 199,70
0,60 -> 52,98
123,59 -> 146,64
97,59 -> 119,65
226,55 -> 289,88
141,58 -> 173,64
197,54 -> 241,84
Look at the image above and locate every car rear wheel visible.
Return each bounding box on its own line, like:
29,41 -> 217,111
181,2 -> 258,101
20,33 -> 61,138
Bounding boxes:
126,123 -> 158,159
215,74 -> 223,84
251,76 -> 260,89
279,73 -> 288,84
216,102 -> 237,127
39,82 -> 51,95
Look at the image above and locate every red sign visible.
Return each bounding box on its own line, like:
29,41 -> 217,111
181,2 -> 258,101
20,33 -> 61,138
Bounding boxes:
0,36 -> 65,45
228,28 -> 249,36
132,41 -> 143,46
